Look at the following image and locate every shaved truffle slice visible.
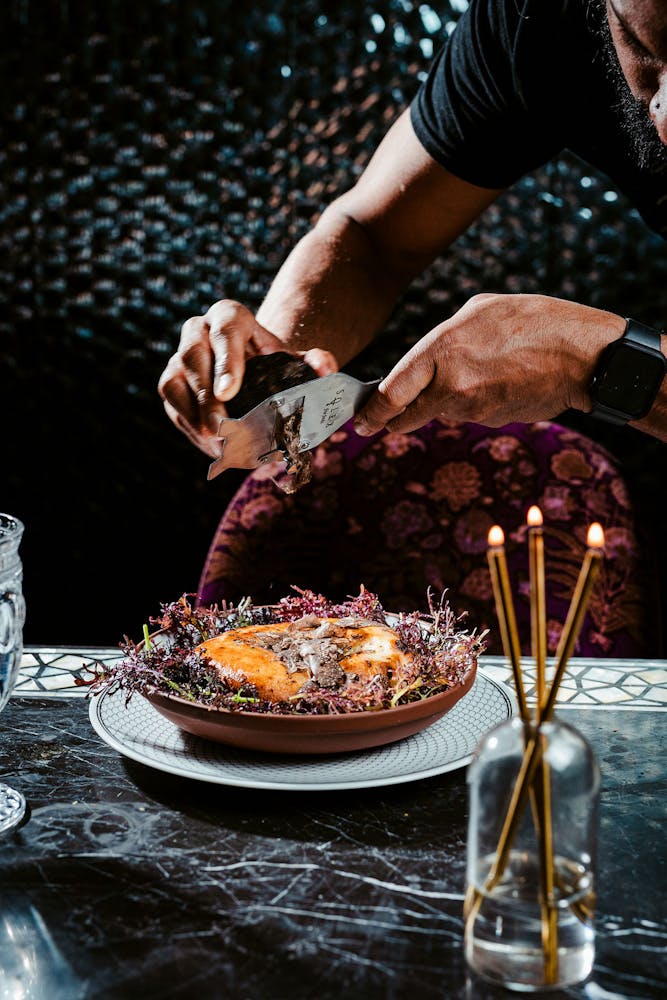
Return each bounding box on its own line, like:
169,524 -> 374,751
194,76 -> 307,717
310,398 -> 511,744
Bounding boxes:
197,618 -> 413,704
273,405 -> 312,493
226,352 -> 318,492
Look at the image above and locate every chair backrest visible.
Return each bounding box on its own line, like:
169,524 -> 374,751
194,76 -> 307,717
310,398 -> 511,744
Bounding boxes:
199,419 -> 659,658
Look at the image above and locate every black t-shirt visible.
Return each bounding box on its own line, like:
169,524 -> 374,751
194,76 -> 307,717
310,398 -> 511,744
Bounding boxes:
410,0 -> 667,239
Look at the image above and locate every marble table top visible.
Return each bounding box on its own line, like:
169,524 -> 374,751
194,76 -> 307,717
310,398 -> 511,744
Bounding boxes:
1,650 -> 665,999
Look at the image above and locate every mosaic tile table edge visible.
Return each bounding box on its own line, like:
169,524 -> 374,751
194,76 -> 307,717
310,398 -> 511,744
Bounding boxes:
13,647 -> 667,710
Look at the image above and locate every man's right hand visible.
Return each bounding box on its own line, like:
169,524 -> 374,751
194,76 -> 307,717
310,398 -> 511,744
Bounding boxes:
158,299 -> 337,456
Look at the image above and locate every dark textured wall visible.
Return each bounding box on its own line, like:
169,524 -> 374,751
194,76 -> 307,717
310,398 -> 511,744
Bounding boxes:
2,1 -> 665,645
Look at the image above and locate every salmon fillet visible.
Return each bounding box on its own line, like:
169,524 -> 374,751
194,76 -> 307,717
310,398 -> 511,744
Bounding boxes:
197,617 -> 413,703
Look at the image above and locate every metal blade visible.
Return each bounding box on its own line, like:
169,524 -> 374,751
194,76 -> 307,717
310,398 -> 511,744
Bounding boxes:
296,372 -> 380,451
206,372 -> 379,480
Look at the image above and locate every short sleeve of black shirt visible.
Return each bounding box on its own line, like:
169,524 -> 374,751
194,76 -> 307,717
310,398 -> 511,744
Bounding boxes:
410,0 -> 587,189
410,0 -> 667,236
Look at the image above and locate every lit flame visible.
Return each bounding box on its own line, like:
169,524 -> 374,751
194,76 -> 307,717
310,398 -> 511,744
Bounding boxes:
488,525 -> 505,547
587,522 -> 605,549
527,505 -> 543,528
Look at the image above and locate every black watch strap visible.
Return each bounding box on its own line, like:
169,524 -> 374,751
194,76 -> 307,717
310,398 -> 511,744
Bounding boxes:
590,405 -> 626,427
623,319 -> 663,351
589,318 -> 666,425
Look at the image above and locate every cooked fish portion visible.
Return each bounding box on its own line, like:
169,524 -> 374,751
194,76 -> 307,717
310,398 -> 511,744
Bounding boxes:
197,616 -> 413,703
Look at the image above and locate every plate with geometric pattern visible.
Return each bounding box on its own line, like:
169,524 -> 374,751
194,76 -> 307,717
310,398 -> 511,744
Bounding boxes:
89,669 -> 513,791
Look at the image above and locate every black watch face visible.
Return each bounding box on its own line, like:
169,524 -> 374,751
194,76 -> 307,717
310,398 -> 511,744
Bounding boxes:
595,343 -> 666,418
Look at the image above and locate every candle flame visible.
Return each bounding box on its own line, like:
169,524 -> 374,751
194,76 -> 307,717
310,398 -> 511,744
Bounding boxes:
488,525 -> 505,547
527,505 -> 543,528
587,522 -> 605,549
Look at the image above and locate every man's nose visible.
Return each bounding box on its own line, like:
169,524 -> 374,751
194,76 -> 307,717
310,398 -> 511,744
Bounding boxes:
649,71 -> 667,145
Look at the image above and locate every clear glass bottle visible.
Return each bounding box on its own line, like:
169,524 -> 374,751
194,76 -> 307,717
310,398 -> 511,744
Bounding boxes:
0,513 -> 27,833
464,716 -> 599,992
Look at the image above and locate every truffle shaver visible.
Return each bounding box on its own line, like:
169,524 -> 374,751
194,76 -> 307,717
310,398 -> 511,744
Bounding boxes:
207,370 -> 380,479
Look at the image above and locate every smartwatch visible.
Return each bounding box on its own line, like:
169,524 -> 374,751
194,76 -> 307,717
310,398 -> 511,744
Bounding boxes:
589,318 -> 666,425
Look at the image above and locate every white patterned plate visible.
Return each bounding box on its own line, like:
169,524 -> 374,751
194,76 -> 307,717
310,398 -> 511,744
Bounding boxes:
89,670 -> 513,791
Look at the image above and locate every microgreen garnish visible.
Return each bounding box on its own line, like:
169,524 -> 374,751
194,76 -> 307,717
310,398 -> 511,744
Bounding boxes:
90,588 -> 487,715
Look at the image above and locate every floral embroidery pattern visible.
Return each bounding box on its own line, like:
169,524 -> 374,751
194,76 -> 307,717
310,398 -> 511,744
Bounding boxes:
551,448 -> 593,481
198,420 -> 655,657
454,510 -> 495,555
430,462 -> 482,510
486,434 -> 522,462
381,500 -> 434,546
238,493 -> 285,531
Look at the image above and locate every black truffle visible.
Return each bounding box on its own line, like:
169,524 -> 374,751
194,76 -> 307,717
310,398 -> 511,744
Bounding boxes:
225,352 -> 318,417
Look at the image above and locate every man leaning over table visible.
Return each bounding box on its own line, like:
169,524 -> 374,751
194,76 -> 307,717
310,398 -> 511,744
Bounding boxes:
158,0 -> 667,456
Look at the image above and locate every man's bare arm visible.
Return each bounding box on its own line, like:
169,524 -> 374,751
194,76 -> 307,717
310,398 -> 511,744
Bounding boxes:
257,109 -> 503,365
158,109 -> 503,452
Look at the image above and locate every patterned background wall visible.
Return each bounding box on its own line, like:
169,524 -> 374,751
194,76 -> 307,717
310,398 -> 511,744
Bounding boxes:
2,0 -> 665,645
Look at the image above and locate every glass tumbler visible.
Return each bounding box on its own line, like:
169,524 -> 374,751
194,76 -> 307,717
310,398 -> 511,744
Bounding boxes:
0,513 -> 27,833
464,716 -> 599,992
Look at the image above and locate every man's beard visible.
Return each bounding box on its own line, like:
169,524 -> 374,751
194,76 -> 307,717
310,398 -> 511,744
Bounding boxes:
590,0 -> 667,173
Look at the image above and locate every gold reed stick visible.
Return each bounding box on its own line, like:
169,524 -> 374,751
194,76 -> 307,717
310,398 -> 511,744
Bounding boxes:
536,730 -> 559,983
527,505 -> 557,980
465,525 -> 529,921
541,522 -> 604,723
486,525 -> 529,723
465,526 -> 528,920
527,505 -> 547,711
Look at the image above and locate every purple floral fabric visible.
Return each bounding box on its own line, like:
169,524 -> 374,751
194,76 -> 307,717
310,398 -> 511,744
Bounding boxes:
198,420 -> 656,657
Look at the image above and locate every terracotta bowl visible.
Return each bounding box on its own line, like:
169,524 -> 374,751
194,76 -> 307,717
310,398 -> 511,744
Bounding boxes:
143,658 -> 477,755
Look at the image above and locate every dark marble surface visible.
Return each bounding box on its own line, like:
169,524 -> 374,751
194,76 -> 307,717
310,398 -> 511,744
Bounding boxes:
1,698 -> 665,1000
